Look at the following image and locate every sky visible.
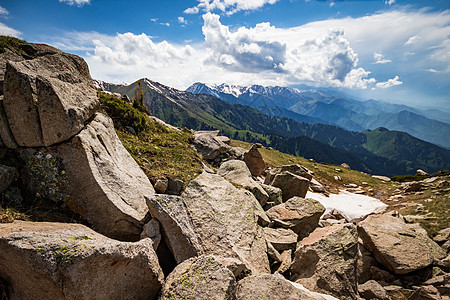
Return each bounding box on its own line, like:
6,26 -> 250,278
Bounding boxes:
1,0 -> 449,109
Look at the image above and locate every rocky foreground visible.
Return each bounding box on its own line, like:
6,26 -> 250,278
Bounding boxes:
0,42 -> 449,299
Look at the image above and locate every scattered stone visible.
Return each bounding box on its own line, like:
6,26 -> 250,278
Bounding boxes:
146,194 -> 203,264
384,285 -> 411,300
416,169 -> 429,176
235,273 -> 339,300
3,53 -> 99,147
408,285 -> 443,300
267,171 -> 310,201
372,175 -> 391,182
125,125 -> 137,135
334,168 -> 342,173
275,249 -> 292,274
160,255 -> 236,300
267,241 -> 282,263
166,178 -> 184,195
0,221 -> 164,300
154,177 -> 169,194
334,175 -> 342,181
192,132 -> 230,160
215,135 -> 231,145
263,227 -> 297,251
358,214 -> 446,274
405,182 -> 422,193
244,144 -> 266,177
0,164 -> 18,194
217,160 -> 269,206
341,163 -> 350,169
425,274 -> 450,296
140,218 -> 162,250
358,280 -> 389,300
266,197 -> 325,239
290,224 -> 359,300
265,164 -> 313,183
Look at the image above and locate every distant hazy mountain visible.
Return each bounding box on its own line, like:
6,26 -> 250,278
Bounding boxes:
187,83 -> 450,148
104,79 -> 450,176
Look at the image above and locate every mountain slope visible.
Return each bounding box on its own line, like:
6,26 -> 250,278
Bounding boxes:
106,79 -> 450,176
188,83 -> 450,148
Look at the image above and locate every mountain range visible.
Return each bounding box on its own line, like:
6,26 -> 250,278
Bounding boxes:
187,83 -> 450,149
96,79 -> 450,177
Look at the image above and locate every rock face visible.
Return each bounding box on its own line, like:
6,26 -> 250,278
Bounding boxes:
57,113 -> 154,241
244,144 -> 266,177
217,160 -> 269,206
181,172 -> 270,274
235,273 -> 339,300
3,53 -> 99,147
263,227 -> 297,251
0,97 -> 17,149
358,280 -> 389,300
290,224 -> 359,300
0,221 -> 164,300
266,197 -> 325,239
160,256 -> 236,300
265,164 -> 313,184
358,214 -> 446,274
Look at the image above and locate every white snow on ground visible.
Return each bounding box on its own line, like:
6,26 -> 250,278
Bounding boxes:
306,190 -> 388,222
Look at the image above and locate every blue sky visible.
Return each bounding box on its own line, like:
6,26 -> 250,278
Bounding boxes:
1,0 -> 449,109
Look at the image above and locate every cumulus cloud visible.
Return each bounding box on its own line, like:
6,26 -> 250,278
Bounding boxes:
185,0 -> 279,15
373,53 -> 391,64
0,6 -> 9,16
0,22 -> 21,37
59,0 -> 90,6
385,0 -> 395,5
178,17 -> 188,24
376,76 -> 402,88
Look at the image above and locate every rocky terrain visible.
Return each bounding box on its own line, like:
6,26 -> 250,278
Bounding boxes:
0,39 -> 449,299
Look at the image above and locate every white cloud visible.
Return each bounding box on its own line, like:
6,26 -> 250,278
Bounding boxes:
185,0 -> 279,15
372,53 -> 392,64
150,18 -> 158,22
160,22 -> 171,27
178,17 -> 188,24
0,6 -> 9,16
59,0 -> 90,6
376,75 -> 402,88
425,68 -> 438,73
404,35 -> 420,46
0,22 -> 21,37
385,0 -> 395,5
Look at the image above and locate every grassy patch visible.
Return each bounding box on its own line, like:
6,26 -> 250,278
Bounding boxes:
99,91 -> 204,184
0,35 -> 27,55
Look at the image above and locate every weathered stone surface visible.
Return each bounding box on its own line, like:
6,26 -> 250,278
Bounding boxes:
217,257 -> 251,280
235,273 -> 339,300
416,169 -> 429,176
0,221 -> 164,300
433,228 -> 450,244
146,194 -> 203,264
140,218 -> 161,250
276,249 -> 292,274
265,164 -> 313,184
166,178 -> 184,195
357,242 -> 377,284
215,135 -> 231,145
57,113 -> 154,241
358,214 -> 446,274
160,255 -> 236,300
267,241 -> 282,263
408,285 -> 442,300
217,160 -> 269,206
0,97 -> 17,149
181,172 -> 270,274
244,144 -> 266,177
290,223 -> 359,300
358,280 -> 389,300
261,183 -> 283,206
3,52 -> 99,147
192,132 -> 231,160
266,197 -> 325,239
384,285 -> 411,300
0,164 -> 18,194
263,227 -> 297,251
267,171 -> 310,201
425,274 -> 450,296
0,48 -> 26,95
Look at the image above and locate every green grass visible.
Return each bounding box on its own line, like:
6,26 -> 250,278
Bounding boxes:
0,35 -> 27,55
99,92 -> 204,184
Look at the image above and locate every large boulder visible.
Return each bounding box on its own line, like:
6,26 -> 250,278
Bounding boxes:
358,214 -> 446,274
266,197 -> 325,239
244,144 -> 266,177
217,159 -> 269,206
263,227 -> 297,252
160,255 -> 236,300
358,280 -> 389,300
3,52 -> 99,147
192,132 -> 231,160
180,172 -> 270,274
264,167 -> 311,201
52,113 -> 154,241
290,224 -> 359,300
146,194 -> 203,264
0,221 -> 164,300
235,273 -> 339,300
